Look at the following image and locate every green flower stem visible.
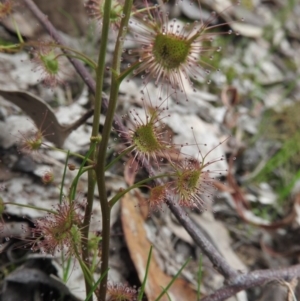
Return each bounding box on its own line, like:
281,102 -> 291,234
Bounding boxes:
74,243 -> 94,287
80,165 -> 95,173
4,202 -> 56,214
92,1 -> 112,139
132,5 -> 158,16
69,144 -> 96,201
154,257 -> 191,301
138,246 -> 153,301
85,0 -> 115,297
118,61 -> 140,82
48,43 -> 97,69
12,16 -> 24,44
104,145 -> 135,171
50,146 -> 94,164
84,270 -> 109,301
69,143 -> 96,299
0,44 -> 22,51
60,150 -> 70,204
81,169 -> 96,297
95,0 -> 133,299
108,173 -> 170,208
58,53 -> 97,70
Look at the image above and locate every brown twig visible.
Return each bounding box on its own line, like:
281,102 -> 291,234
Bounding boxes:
201,264 -> 300,301
23,0 -> 96,92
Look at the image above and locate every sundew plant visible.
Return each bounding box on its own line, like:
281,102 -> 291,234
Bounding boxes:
0,0 -> 270,300
1,0 -> 236,298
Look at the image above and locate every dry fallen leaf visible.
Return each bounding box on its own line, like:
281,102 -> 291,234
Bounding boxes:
0,90 -> 93,147
121,192 -> 198,301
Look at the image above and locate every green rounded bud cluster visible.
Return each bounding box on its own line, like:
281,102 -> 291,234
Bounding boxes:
149,185 -> 167,209
22,131 -> 43,152
133,123 -> 162,154
153,33 -> 191,70
176,169 -> 202,199
40,51 -> 59,75
109,0 -> 123,22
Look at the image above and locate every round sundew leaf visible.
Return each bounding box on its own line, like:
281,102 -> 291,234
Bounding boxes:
153,33 -> 191,69
40,52 -> 59,75
133,123 -> 162,153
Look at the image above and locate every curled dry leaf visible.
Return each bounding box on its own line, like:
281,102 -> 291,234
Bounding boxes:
0,89 -> 93,147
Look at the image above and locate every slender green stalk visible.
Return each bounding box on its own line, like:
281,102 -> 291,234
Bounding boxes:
12,16 -> 24,43
95,0 -> 133,299
51,146 -> 94,164
71,142 -> 97,299
117,61 -> 140,82
74,243 -> 94,286
84,0 -> 115,298
61,256 -> 72,283
84,270 -> 109,301
4,202 -> 56,214
69,144 -> 96,201
197,255 -> 203,300
82,169 -> 96,297
155,257 -> 191,301
60,151 -> 70,204
54,46 -> 97,69
108,173 -> 170,208
138,246 -> 153,300
104,145 -> 135,171
92,2 -> 111,138
28,40 -> 98,69
63,54 -> 97,69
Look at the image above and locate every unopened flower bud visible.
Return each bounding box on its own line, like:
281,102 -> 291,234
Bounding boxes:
42,170 -> 54,184
68,163 -> 76,171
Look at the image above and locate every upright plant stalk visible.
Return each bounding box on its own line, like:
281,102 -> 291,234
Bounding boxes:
82,170 -> 96,298
95,0 -> 133,299
16,3 -> 300,300
83,0 -> 113,297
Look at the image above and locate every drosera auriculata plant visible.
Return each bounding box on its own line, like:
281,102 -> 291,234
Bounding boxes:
115,90 -> 174,170
17,111 -> 55,154
127,0 -> 241,101
0,0 -> 15,20
32,199 -> 86,256
41,169 -> 55,185
105,283 -> 137,301
0,0 -> 255,300
29,41 -> 73,88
